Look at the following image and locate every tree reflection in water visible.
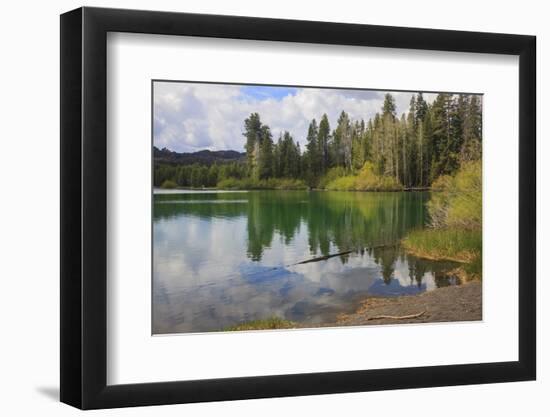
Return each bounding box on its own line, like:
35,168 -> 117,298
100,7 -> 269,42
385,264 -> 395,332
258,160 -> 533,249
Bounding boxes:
153,190 -> 462,333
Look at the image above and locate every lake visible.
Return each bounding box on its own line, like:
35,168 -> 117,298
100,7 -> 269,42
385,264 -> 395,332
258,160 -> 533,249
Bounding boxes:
153,190 -> 461,334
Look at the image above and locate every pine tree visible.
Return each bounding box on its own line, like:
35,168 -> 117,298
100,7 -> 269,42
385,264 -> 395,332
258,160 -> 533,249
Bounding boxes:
318,114 -> 331,174
273,135 -> 283,177
399,114 -> 408,187
351,119 -> 366,170
334,111 -> 352,171
382,93 -> 397,118
294,141 -> 302,178
422,107 -> 434,185
280,131 -> 299,178
406,99 -> 417,186
305,119 -> 320,181
460,95 -> 482,162
371,113 -> 384,175
415,93 -> 428,125
381,94 -> 398,178
243,113 -> 263,179
417,119 -> 424,186
430,93 -> 454,179
258,126 -> 274,179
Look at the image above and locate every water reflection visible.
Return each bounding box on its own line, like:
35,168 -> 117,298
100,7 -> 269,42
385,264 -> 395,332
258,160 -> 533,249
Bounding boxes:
153,190 -> 461,334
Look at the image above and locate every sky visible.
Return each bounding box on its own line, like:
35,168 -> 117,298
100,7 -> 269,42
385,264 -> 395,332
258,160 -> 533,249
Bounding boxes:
153,81 -> 437,153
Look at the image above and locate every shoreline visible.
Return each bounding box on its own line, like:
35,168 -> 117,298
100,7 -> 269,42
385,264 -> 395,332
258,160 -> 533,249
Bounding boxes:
222,281 -> 482,332
331,281 -> 482,327
154,187 -> 432,193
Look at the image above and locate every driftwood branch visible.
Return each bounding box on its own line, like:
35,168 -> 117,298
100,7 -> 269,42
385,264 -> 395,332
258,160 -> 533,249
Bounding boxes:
367,311 -> 426,321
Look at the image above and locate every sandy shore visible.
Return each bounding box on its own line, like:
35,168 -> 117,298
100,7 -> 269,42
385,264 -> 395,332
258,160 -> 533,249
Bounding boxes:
333,281 -> 482,327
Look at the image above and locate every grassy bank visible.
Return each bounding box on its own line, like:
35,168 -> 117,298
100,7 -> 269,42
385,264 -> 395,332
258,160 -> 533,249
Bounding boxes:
402,228 -> 482,280
403,229 -> 481,263
402,161 -> 482,280
403,228 -> 482,281
223,317 -> 296,331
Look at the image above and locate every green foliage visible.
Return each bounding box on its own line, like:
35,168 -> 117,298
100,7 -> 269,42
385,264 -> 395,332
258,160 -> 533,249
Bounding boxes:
243,112 -> 263,178
155,161 -> 247,189
273,178 -> 307,190
428,160 -> 482,230
382,93 -> 397,118
317,166 -> 346,189
305,119 -> 320,176
217,177 -> 307,190
324,162 -> 403,191
276,131 -> 301,178
160,179 -> 178,189
318,114 -> 331,174
324,176 -> 357,191
355,162 -> 403,191
430,174 -> 453,191
351,119 -> 367,170
332,111 -> 352,171
463,251 -> 482,279
402,160 -> 482,279
258,131 -> 274,179
223,317 -> 296,331
154,164 -> 177,187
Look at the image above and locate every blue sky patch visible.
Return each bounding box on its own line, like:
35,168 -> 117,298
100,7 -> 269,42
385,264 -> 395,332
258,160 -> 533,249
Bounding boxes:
240,85 -> 298,101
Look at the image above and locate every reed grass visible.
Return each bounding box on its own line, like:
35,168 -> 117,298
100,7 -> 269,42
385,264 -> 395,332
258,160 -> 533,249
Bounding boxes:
223,317 -> 296,331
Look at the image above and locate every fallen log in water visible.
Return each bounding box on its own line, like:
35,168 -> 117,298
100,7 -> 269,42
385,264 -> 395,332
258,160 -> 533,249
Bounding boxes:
290,242 -> 398,266
293,250 -> 353,265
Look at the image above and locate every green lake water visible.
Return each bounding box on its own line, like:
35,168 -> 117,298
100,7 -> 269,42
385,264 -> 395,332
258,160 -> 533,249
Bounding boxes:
153,190 -> 461,334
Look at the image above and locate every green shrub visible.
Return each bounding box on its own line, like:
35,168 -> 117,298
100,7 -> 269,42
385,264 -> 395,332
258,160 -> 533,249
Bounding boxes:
223,317 -> 296,331
325,175 -> 356,190
403,161 -> 482,280
428,161 -> 481,229
324,162 -> 402,191
160,179 -> 178,189
272,178 -> 308,190
430,174 -> 453,191
318,166 -> 347,189
216,177 -> 248,189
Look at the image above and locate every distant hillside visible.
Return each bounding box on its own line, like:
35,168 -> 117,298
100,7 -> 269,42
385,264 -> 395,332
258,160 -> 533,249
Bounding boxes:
154,146 -> 246,166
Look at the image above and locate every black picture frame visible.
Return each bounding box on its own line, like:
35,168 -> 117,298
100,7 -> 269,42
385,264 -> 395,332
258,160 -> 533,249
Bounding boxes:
60,6 -> 536,410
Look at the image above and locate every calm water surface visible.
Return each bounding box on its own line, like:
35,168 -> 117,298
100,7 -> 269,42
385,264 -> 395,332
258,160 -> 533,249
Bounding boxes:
153,190 -> 460,334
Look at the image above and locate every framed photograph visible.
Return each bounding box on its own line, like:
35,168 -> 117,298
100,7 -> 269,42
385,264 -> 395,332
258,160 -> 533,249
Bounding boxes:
60,6 -> 536,409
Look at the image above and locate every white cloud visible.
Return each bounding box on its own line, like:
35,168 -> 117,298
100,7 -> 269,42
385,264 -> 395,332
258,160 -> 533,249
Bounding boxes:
153,82 -> 434,153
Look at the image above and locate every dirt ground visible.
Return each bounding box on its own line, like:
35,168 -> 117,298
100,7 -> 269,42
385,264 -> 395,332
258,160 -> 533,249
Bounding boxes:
333,281 -> 482,326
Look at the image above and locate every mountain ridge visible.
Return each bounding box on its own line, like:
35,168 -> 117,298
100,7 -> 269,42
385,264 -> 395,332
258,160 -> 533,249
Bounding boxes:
154,146 -> 245,166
